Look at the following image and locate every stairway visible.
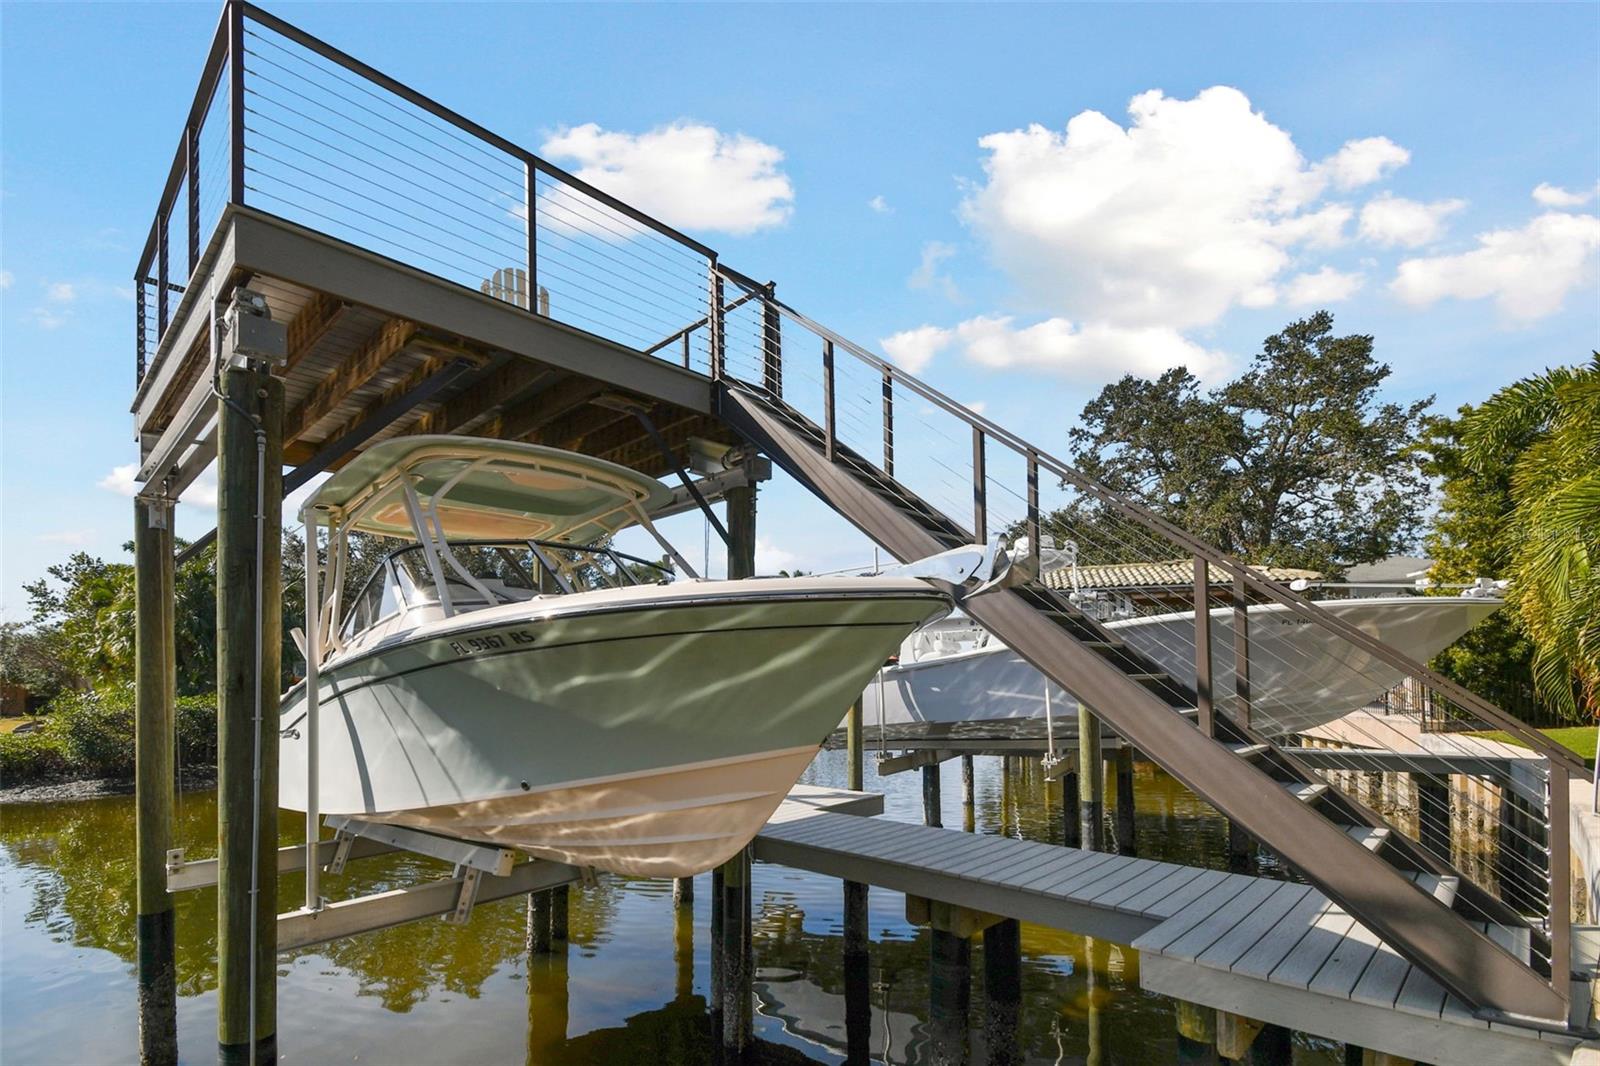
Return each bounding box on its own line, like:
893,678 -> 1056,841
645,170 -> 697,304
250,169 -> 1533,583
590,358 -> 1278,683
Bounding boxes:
716,378 -> 1570,1023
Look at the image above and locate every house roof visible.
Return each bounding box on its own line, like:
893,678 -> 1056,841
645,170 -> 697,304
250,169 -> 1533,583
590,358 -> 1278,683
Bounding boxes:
1041,558 -> 1323,592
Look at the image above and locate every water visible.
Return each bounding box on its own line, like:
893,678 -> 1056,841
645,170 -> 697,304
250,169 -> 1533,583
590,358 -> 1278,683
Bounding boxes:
0,751 -> 1341,1064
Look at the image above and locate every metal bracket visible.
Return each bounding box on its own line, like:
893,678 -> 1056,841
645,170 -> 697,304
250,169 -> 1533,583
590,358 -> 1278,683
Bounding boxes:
165,847 -> 186,877
444,867 -> 484,925
327,831 -> 356,876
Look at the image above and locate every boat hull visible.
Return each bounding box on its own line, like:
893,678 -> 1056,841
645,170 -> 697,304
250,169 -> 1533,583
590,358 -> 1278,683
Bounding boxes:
282,579 -> 946,877
862,597 -> 1500,738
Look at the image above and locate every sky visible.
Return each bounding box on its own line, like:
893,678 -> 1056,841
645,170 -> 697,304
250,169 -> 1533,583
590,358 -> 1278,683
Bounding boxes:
2,2 -> 1597,616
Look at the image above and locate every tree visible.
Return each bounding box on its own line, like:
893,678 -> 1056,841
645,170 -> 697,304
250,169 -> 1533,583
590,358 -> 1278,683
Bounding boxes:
1461,357 -> 1600,720
1415,409 -> 1541,716
1064,311 -> 1432,574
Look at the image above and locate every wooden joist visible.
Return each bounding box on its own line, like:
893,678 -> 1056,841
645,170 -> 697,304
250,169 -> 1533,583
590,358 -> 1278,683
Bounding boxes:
409,358 -> 554,438
499,376 -> 608,442
283,317 -> 418,444
282,292 -> 349,374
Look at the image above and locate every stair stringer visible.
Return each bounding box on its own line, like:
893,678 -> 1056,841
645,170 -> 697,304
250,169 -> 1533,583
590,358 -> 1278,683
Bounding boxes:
718,383 -> 1567,1022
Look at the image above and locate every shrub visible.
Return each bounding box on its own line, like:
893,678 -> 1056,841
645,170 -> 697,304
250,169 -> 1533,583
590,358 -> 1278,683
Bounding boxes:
0,728 -> 70,784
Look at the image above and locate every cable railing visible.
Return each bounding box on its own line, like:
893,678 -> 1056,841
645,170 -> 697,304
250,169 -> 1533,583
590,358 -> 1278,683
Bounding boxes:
134,1 -> 719,394
134,0 -> 1581,1018
707,265 -> 1581,1010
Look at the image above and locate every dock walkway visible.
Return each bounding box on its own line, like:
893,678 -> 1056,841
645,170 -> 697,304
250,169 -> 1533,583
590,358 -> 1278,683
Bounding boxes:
756,806 -> 1591,1065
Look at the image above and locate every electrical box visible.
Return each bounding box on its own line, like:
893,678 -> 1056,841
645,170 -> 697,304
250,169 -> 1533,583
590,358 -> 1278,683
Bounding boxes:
223,288 -> 288,365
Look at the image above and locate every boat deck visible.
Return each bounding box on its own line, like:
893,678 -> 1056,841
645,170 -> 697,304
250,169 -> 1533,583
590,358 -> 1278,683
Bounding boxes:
755,806 -> 1593,1065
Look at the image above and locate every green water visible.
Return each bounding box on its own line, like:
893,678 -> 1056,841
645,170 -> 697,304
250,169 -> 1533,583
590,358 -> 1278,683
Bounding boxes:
0,752 -> 1341,1064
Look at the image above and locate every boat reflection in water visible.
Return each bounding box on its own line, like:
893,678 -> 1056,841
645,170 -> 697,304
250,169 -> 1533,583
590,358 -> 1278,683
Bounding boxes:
1,752 -> 1364,1064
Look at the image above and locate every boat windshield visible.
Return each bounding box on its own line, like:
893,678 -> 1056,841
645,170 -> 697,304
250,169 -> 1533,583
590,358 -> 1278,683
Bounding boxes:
340,539 -> 672,641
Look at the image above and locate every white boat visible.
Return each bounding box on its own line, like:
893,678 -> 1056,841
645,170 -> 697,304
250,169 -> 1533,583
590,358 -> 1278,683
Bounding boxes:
862,596 -> 1501,738
281,437 -> 963,878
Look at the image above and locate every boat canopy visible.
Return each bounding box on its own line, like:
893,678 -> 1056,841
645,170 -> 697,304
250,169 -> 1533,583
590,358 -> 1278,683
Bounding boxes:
303,436 -> 674,544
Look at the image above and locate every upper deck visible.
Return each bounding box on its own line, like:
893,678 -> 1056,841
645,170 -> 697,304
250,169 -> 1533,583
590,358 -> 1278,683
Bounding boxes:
132,2 -> 780,501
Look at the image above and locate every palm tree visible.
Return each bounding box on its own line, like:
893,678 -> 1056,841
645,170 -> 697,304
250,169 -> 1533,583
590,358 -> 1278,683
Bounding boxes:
1463,355 -> 1600,720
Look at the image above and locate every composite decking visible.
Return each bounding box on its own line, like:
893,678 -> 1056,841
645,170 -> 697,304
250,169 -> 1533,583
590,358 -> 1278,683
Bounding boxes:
754,807 -> 1591,1065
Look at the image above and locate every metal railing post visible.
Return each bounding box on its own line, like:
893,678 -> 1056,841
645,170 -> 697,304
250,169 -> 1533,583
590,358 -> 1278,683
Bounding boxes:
186,123 -> 200,272
1549,765 -> 1572,1007
761,286 -> 781,398
157,215 -> 170,336
523,158 -> 537,309
1232,570 -> 1250,730
972,428 -> 987,542
136,281 -> 148,383
1194,557 -> 1214,736
228,0 -> 246,206
708,264 -> 725,381
822,339 -> 836,461
1025,452 -> 1040,572
881,370 -> 894,478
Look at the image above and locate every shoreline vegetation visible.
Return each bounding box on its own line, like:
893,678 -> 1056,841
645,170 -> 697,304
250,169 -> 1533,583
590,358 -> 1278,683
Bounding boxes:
0,688 -> 217,796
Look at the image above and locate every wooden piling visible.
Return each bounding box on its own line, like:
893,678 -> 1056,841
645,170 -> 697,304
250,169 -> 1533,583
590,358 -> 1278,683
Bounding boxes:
1175,999 -> 1217,1064
961,754 -> 976,833
927,928 -> 971,1066
135,495 -> 178,1066
529,890 -> 553,954
1113,744 -> 1137,856
843,880 -> 871,1065
1078,702 -> 1104,851
716,849 -> 752,1057
1062,757 -> 1081,849
1417,773 -> 1451,860
982,918 -> 1021,1066
673,875 -> 694,908
923,762 -> 943,827
846,697 -> 864,793
216,363 -> 283,1066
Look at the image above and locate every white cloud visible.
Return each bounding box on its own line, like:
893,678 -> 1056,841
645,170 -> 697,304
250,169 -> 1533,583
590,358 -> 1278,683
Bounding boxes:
1358,193 -> 1466,248
45,282 -> 76,303
98,463 -> 139,497
881,324 -> 954,374
0,270 -> 12,290
868,195 -> 892,214
908,240 -> 959,301
1532,182 -> 1598,209
951,315 -> 1231,383
1390,210 -> 1600,322
964,400 -> 987,415
754,536 -> 800,574
1317,136 -> 1410,190
960,87 -> 1394,333
540,122 -> 793,236
1283,266 -> 1364,306
30,309 -> 66,330
36,529 -> 94,547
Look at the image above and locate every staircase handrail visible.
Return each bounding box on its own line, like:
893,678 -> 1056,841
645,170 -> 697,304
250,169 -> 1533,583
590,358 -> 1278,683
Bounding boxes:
713,265 -> 1585,778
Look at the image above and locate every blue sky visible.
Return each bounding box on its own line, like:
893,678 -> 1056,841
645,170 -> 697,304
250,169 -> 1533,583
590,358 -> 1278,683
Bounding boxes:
3,2 -> 1597,613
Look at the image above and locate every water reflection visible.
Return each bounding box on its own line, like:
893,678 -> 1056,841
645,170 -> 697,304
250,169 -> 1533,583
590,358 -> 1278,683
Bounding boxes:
2,750 -> 1345,1064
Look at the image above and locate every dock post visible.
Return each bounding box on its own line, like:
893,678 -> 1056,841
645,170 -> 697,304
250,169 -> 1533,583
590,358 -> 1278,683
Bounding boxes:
1113,744 -> 1137,856
846,697 -> 864,792
1216,1012 -> 1292,1063
528,890 -> 552,955
843,880 -> 871,1065
1417,773 -> 1451,859
982,918 -> 1021,1066
674,875 -> 694,907
1062,755 -> 1081,848
717,848 -> 752,1058
961,754 -> 975,832
923,762 -> 943,827
1227,819 -> 1255,869
1175,1000 -> 1217,1064
216,360 -> 283,1066
927,927 -> 971,1066
135,494 -> 177,1066
1078,702 -> 1104,851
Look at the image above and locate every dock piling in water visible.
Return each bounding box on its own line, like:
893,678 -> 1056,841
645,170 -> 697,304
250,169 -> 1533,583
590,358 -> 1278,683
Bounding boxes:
1113,744 -> 1137,856
842,880 -> 871,1065
923,763 -> 943,827
215,361 -> 284,1066
134,494 -> 177,1066
1078,702 -> 1105,851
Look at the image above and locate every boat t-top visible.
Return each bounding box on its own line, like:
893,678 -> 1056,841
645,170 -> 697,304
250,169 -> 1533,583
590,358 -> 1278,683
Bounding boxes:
281,436 -> 998,878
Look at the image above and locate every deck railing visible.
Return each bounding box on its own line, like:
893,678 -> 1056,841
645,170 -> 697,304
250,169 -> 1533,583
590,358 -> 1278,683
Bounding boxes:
138,0 -> 1582,1016
134,1 -> 721,387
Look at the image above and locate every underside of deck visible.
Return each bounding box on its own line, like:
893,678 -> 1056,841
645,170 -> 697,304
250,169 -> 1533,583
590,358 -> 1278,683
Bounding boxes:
133,206 -> 738,504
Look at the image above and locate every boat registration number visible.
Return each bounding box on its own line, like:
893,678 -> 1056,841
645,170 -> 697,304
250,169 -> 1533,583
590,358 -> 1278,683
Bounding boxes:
447,628 -> 537,657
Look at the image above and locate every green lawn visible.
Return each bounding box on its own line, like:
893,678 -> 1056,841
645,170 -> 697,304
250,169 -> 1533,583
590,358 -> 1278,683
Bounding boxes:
1469,725 -> 1598,767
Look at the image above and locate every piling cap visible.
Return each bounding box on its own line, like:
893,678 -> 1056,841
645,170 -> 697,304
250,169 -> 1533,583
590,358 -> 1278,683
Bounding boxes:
303,435 -> 672,543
